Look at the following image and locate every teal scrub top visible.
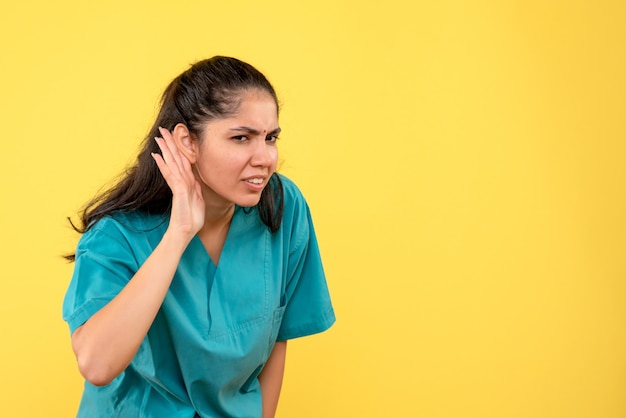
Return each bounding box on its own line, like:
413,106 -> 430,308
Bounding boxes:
63,175 -> 335,418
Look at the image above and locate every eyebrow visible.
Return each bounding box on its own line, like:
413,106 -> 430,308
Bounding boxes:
230,126 -> 282,136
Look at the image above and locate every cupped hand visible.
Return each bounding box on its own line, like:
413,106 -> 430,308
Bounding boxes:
152,127 -> 205,239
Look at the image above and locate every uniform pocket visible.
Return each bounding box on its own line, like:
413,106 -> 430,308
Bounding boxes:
239,306 -> 288,394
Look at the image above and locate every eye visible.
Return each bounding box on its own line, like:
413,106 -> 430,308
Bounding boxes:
266,135 -> 279,142
231,135 -> 248,142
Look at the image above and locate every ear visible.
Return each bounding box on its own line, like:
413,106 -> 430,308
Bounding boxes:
172,123 -> 198,164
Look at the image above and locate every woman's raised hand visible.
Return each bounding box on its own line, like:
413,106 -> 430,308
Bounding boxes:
152,127 -> 205,239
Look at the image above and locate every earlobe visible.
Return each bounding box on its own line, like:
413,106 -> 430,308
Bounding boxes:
172,123 -> 197,163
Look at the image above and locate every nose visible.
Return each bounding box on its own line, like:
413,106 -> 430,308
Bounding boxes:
250,139 -> 274,167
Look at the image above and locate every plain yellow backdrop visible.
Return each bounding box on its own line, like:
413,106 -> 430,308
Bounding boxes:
1,0 -> 625,417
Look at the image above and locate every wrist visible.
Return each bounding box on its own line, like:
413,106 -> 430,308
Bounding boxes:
161,227 -> 195,257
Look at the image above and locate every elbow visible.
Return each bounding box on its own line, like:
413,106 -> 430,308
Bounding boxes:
72,328 -> 118,387
76,356 -> 117,387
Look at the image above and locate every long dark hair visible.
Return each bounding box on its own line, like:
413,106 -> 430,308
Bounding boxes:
66,56 -> 284,261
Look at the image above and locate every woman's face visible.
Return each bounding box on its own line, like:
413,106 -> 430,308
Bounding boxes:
193,89 -> 280,209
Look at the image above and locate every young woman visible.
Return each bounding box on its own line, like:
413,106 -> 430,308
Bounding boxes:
63,56 -> 335,418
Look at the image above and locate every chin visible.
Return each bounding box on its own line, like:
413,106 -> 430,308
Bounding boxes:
234,195 -> 263,208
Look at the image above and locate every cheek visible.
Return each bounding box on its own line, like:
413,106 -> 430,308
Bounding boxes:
269,147 -> 279,169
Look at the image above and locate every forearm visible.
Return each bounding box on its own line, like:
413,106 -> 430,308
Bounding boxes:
71,228 -> 191,386
259,341 -> 287,418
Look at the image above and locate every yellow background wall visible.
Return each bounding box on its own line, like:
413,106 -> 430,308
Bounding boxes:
1,1 -> 624,417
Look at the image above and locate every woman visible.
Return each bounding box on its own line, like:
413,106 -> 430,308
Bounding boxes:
63,56 -> 335,417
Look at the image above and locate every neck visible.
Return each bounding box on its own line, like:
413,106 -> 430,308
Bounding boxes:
202,202 -> 235,230
197,202 -> 234,265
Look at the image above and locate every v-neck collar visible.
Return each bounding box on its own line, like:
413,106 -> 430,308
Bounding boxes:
191,206 -> 242,269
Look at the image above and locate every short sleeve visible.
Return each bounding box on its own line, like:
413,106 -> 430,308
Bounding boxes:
276,184 -> 335,341
62,218 -> 139,335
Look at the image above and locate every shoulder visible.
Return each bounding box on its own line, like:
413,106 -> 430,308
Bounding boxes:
275,174 -> 317,247
275,174 -> 312,227
78,211 -> 167,251
276,173 -> 308,212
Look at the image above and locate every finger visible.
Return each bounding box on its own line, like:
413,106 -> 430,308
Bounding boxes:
152,151 -> 190,196
158,127 -> 184,169
153,141 -> 196,192
154,136 -> 183,177
158,126 -> 195,182
151,151 -> 171,181
177,151 -> 196,183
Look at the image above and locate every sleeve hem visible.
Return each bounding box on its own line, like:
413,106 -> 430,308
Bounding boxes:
276,306 -> 336,341
64,298 -> 112,335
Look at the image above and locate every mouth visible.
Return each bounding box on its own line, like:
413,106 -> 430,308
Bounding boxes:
244,177 -> 265,185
